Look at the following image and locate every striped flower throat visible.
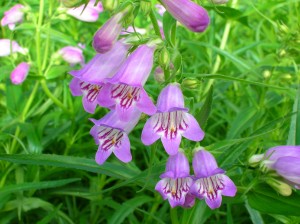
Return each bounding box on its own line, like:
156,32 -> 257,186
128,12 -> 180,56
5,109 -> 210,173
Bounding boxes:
97,126 -> 124,151
80,81 -> 102,102
162,177 -> 192,201
111,84 -> 141,109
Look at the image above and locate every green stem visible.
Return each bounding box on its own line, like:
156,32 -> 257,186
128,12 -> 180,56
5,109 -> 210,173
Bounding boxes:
170,208 -> 179,224
149,8 -> 162,39
36,0 -> 44,75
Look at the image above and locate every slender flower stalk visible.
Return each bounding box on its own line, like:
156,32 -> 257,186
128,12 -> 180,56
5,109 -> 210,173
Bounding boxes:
155,152 -> 193,207
10,62 -> 30,85
97,44 -> 156,121
59,46 -> 84,66
190,148 -> 237,209
0,39 -> 27,57
161,0 -> 210,32
67,0 -> 103,22
90,109 -> 141,165
141,83 -> 204,155
69,41 -> 129,113
1,4 -> 25,30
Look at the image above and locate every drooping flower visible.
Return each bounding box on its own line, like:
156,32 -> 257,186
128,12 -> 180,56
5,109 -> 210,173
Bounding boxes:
90,109 -> 141,165
67,0 -> 103,22
10,62 -> 30,85
69,41 -> 129,113
97,44 -> 156,121
92,12 -> 124,54
161,0 -> 210,32
59,46 -> 84,66
190,148 -> 237,209
155,152 -> 193,207
261,146 -> 300,189
141,83 -> 204,155
1,4 -> 25,30
0,39 -> 27,57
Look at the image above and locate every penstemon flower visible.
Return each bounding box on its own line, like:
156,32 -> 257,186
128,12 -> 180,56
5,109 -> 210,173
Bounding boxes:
10,62 -> 30,85
190,148 -> 237,209
69,41 -> 129,113
1,4 -> 25,30
155,151 -> 193,207
161,0 -> 210,32
90,109 -> 141,165
98,44 -> 156,121
93,12 -> 124,54
141,83 -> 204,155
66,0 -> 103,22
0,39 -> 27,57
59,46 -> 84,66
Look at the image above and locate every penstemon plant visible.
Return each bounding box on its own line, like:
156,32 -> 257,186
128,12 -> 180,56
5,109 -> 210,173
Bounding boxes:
0,0 -> 300,223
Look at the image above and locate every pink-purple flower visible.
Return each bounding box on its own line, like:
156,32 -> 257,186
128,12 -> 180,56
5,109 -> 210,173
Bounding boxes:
93,12 -> 124,54
1,4 -> 25,30
155,152 -> 193,207
90,109 -> 141,165
190,149 -> 237,209
69,41 -> 129,113
262,146 -> 300,189
59,46 -> 84,66
67,0 -> 103,22
141,83 -> 204,155
161,0 -> 210,32
10,62 -> 30,85
98,44 -> 156,121
0,39 -> 27,57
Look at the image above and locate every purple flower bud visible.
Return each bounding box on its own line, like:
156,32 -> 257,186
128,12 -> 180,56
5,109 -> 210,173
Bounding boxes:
155,152 -> 193,207
161,0 -> 210,32
190,149 -> 237,209
155,4 -> 166,17
67,0 -> 103,22
93,12 -> 124,54
98,44 -> 156,121
141,83 -> 204,155
59,46 -> 84,66
69,41 -> 129,113
0,39 -> 27,57
154,66 -> 165,83
10,62 -> 30,85
90,109 -> 141,165
1,4 -> 25,30
262,146 -> 300,189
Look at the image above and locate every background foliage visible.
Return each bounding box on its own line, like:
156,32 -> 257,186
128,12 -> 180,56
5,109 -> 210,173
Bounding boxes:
0,0 -> 299,223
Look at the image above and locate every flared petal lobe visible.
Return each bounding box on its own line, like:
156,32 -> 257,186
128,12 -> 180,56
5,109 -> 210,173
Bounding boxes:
265,146 -> 300,162
273,157 -> 300,185
0,39 -> 27,57
161,0 -> 210,32
10,62 -> 30,85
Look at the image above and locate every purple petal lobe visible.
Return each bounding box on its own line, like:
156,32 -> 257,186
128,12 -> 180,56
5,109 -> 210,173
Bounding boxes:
10,62 -> 30,85
164,151 -> 190,178
161,135 -> 181,156
266,146 -> 300,161
182,113 -> 205,141
136,88 -> 157,115
69,77 -> 82,96
113,133 -> 132,163
205,192 -> 222,209
82,95 -> 97,114
141,116 -> 160,145
155,179 -> 168,200
221,175 -> 237,197
193,149 -> 219,178
95,146 -> 113,165
274,157 -> 300,185
97,83 -> 115,108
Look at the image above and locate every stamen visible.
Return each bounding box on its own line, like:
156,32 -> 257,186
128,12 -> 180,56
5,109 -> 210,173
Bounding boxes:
97,126 -> 123,151
111,84 -> 141,109
80,81 -> 102,102
153,111 -> 188,139
196,174 -> 225,200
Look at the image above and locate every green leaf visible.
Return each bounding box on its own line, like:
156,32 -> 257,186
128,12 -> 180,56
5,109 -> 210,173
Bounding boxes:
245,200 -> 264,224
0,178 -> 80,196
287,85 -> 300,145
247,185 -> 300,216
196,85 -> 213,127
108,196 -> 153,224
45,65 -> 71,80
163,11 -> 177,46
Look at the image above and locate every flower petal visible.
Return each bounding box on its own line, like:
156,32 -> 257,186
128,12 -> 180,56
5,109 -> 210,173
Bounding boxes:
182,113 -> 204,141
193,149 -> 219,178
69,78 -> 82,96
141,116 -> 160,145
221,175 -> 237,197
205,192 -> 222,209
97,83 -> 115,108
165,151 -> 190,177
115,102 -> 135,122
274,156 -> 300,185
161,135 -> 181,156
113,133 -> 132,163
82,95 -> 97,114
155,179 -> 168,200
136,88 -> 157,115
95,146 -> 113,165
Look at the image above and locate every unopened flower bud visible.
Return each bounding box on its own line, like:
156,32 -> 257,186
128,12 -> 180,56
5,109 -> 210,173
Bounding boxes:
158,47 -> 170,69
266,178 -> 292,196
154,66 -> 165,83
279,23 -> 289,34
282,74 -> 292,80
140,1 -> 152,15
182,78 -> 201,89
248,154 -> 264,167
102,0 -> 119,11
10,62 -> 30,85
279,49 -> 286,57
263,70 -> 271,79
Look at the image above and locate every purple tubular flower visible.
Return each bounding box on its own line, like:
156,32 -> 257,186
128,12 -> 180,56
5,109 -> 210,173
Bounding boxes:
93,12 -> 124,54
0,39 -> 27,57
67,0 -> 103,22
263,146 -> 300,189
141,83 -> 204,155
1,4 -> 25,30
98,44 -> 156,121
10,62 -> 30,85
59,46 -> 84,66
155,152 -> 193,207
190,149 -> 237,209
69,41 -> 129,113
90,109 -> 141,165
161,0 -> 210,32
